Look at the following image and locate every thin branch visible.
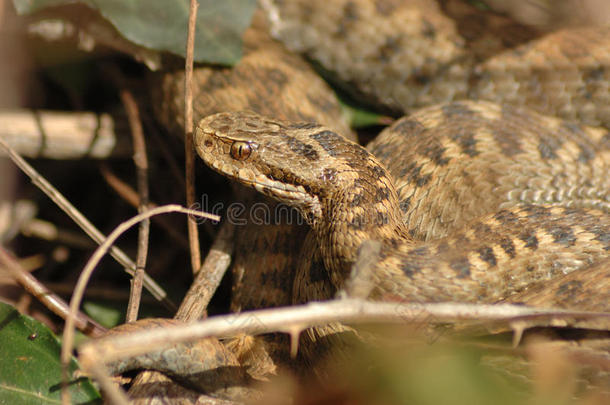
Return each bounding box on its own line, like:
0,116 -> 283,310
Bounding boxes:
79,299 -> 610,366
0,135 -> 174,310
60,204 -> 218,402
184,0 -> 201,273
0,246 -> 106,336
99,163 -> 189,248
118,86 -> 150,323
175,221 -> 235,320
99,163 -> 140,207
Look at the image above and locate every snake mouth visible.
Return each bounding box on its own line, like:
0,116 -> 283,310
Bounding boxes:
207,157 -> 310,204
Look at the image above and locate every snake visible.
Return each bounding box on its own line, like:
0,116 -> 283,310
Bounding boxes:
194,102 -> 609,306
116,2 -> 610,400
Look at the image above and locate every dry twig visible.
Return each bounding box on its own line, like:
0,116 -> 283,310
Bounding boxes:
118,86 -> 150,323
0,246 -> 106,336
184,0 -> 201,273
176,221 -> 235,320
79,299 -> 610,367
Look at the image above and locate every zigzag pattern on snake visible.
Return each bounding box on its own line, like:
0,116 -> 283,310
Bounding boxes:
118,2 -> 610,398
195,101 -> 609,306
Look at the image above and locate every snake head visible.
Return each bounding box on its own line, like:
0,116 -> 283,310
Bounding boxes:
195,111 -> 334,215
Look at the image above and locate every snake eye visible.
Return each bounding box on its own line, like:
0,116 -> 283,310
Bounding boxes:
230,141 -> 252,160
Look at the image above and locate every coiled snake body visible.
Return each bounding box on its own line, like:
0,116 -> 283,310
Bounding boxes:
117,3 -> 610,399
195,101 -> 609,306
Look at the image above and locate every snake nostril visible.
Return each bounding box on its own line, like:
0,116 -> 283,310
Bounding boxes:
204,139 -> 213,148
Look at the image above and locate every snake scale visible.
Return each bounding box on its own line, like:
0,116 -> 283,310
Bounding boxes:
116,1 -> 610,400
195,102 -> 609,306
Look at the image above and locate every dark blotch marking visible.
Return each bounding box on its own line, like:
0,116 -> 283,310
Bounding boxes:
478,247 -> 497,267
377,35 -> 402,62
491,106 -> 525,156
550,226 -> 576,247
442,103 -> 475,119
401,261 -> 420,278
310,130 -> 342,156
417,173 -> 431,187
409,246 -> 429,257
349,192 -> 364,207
295,111 -> 318,123
591,226 -> 609,248
392,118 -> 426,136
375,0 -> 399,15
399,196 -> 411,212
457,132 -> 479,157
285,136 -> 319,161
523,205 -> 551,219
556,280 -> 583,299
561,123 -> 596,162
450,258 -> 471,278
266,68 -> 288,88
372,165 -> 386,177
500,237 -> 516,258
472,222 -> 493,238
400,162 -> 431,187
376,186 -> 390,202
520,232 -> 539,250
537,135 -> 563,160
494,209 -> 520,225
336,1 -> 359,36
308,259 -> 329,283
289,122 -> 322,130
421,18 -> 436,38
420,142 -> 450,166
447,126 -> 479,157
387,237 -> 402,248
583,66 -> 605,83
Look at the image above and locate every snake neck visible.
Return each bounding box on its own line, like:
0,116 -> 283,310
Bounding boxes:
195,111 -> 410,282
308,150 -> 412,284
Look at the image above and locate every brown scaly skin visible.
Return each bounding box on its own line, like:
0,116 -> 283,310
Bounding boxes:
195,104 -> 609,305
369,101 -> 610,242
262,0 -> 610,127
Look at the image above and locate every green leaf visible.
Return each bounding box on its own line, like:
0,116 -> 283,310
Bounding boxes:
12,0 -> 256,65
82,301 -> 123,329
0,302 -> 101,404
339,100 -> 394,128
